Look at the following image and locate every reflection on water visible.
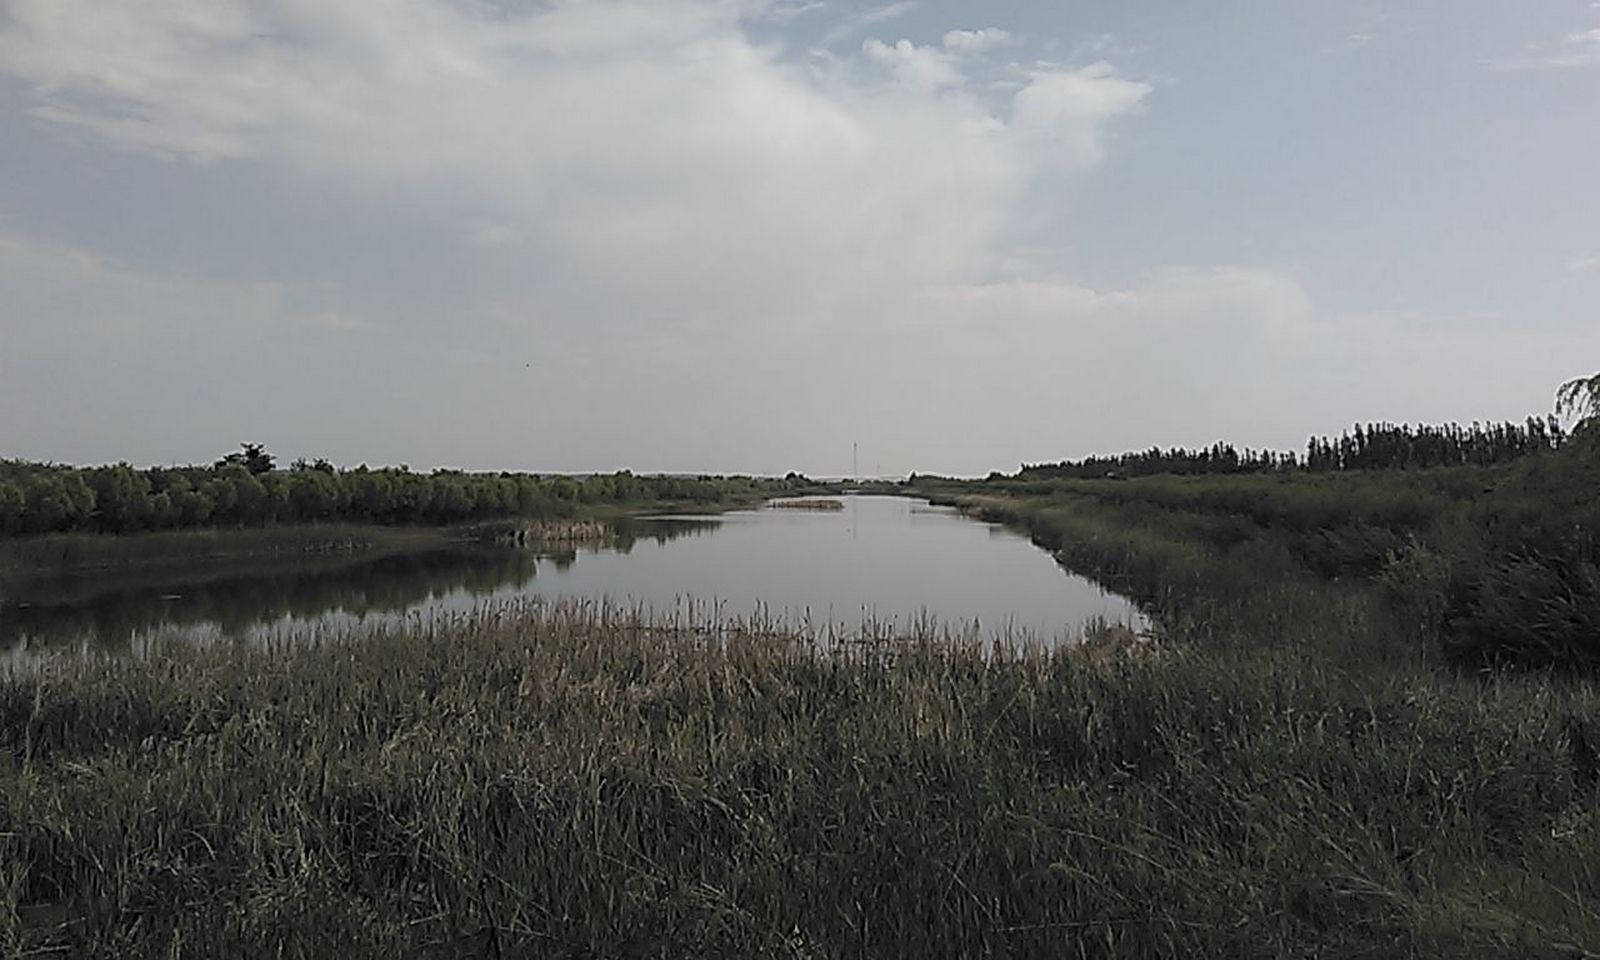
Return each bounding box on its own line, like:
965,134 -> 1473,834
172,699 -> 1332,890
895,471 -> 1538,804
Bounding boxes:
1,549 -> 538,652
1,497 -> 1143,658
1,519 -> 719,654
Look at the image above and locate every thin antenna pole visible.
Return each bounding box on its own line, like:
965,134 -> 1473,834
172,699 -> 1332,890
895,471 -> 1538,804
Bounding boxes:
853,441 -> 858,482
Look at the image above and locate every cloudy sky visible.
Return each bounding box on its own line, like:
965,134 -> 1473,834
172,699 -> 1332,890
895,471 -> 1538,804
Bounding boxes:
1,0 -> 1596,476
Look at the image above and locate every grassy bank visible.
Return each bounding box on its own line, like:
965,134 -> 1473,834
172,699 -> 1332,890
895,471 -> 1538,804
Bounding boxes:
3,597 -> 1598,958
924,430 -> 1600,673
0,524 -> 457,580
0,491 -> 795,582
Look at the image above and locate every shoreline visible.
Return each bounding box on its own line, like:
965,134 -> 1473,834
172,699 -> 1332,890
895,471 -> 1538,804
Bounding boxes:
0,492 -> 803,582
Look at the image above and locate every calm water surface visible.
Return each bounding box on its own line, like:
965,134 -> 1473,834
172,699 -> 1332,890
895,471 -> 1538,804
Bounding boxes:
1,496 -> 1144,659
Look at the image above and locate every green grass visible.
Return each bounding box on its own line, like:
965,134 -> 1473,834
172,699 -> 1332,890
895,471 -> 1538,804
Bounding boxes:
3,597 -> 1598,958
931,434 -> 1600,672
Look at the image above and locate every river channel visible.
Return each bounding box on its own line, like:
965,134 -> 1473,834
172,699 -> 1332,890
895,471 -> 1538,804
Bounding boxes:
1,495 -> 1145,659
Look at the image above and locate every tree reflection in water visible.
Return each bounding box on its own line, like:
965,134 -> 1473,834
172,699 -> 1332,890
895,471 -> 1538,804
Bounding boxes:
1,517 -> 722,652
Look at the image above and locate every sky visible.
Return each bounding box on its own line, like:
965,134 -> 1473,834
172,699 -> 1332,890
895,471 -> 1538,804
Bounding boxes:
0,0 -> 1596,477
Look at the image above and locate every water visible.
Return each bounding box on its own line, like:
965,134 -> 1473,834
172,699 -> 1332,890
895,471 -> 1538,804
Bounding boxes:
1,496 -> 1144,659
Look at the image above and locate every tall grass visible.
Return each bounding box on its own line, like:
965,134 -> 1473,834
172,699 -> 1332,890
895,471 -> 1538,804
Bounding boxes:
3,598 -> 1598,958
931,433 -> 1600,672
936,491 -> 1397,670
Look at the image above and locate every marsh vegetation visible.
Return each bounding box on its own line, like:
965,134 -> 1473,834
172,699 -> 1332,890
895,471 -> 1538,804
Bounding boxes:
766,498 -> 846,511
4,594 -> 1597,957
4,386 -> 1600,957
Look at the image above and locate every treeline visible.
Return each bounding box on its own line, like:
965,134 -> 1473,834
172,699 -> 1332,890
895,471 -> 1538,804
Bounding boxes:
1018,417 -> 1565,479
0,447 -> 810,536
1303,418 -> 1564,471
1018,443 -> 1295,480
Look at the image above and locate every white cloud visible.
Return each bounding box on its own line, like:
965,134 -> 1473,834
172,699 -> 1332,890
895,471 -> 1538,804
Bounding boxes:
859,1 -> 918,25
1539,27 -> 1600,67
765,0 -> 826,22
1485,19 -> 1600,69
942,28 -> 1013,55
1010,63 -> 1151,171
926,267 -> 1314,338
0,1 -> 1592,476
861,37 -> 962,91
1570,256 -> 1600,273
821,0 -> 917,43
0,224 -> 1342,474
0,0 -> 1152,334
13,0 -> 1494,474
0,0 -> 1179,471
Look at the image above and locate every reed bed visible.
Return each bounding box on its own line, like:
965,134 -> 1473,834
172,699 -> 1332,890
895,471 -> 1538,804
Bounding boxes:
3,598 -> 1597,958
765,499 -> 846,512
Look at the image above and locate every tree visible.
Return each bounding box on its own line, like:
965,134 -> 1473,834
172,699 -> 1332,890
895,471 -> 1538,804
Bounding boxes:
1557,372 -> 1600,431
288,468 -> 342,521
0,480 -> 24,534
175,485 -> 217,526
22,472 -> 95,533
215,465 -> 269,524
349,468 -> 397,521
217,443 -> 275,476
86,464 -> 155,532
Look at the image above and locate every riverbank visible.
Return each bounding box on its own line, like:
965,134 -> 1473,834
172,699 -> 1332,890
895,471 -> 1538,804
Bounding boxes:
0,492 -> 797,582
0,524 -> 454,580
916,433 -> 1599,673
0,458 -> 820,539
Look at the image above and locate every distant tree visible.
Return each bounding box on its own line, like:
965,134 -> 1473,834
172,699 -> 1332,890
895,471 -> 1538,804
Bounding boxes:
22,472 -> 95,533
609,470 -> 641,502
217,443 -> 275,476
549,476 -> 579,503
513,475 -> 552,516
1558,372 -> 1600,430
260,471 -> 291,521
86,464 -> 155,532
0,480 -> 24,534
288,468 -> 343,521
149,491 -> 178,529
292,457 -> 337,474
174,484 -> 216,526
349,468 -> 397,521
202,474 -> 240,523
430,473 -> 473,520
0,454 -> 791,535
210,465 -> 269,525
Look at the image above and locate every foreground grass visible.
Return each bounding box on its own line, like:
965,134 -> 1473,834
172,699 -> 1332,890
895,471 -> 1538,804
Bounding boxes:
3,597 -> 1598,958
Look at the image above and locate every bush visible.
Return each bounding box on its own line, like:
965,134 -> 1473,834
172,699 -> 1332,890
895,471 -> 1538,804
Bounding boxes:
1443,550 -> 1600,671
